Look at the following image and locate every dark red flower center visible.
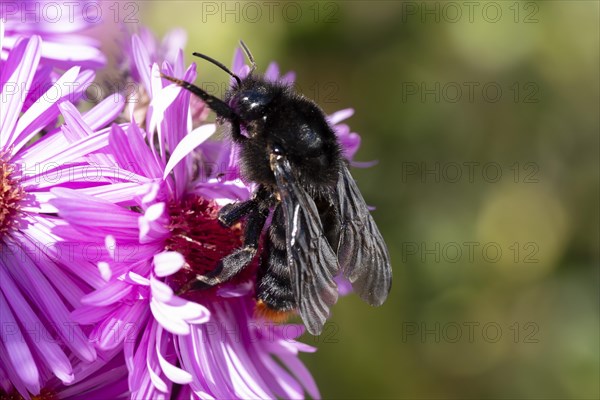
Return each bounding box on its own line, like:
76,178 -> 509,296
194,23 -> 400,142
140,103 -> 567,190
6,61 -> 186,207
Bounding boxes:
0,388 -> 57,400
165,196 -> 255,298
0,151 -> 24,238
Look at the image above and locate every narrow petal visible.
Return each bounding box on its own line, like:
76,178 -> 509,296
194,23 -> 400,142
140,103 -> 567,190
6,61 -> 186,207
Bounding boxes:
81,280 -> 133,306
30,128 -> 109,167
0,36 -> 41,148
51,188 -> 140,229
57,101 -> 114,167
71,303 -> 120,325
150,285 -> 212,336
150,298 -> 190,335
93,301 -> 146,350
150,275 -> 174,303
126,121 -> 165,179
132,34 -> 153,96
280,71 -> 296,85
83,93 -> 126,131
11,66 -> 93,153
217,281 -> 253,298
327,108 -> 355,125
264,62 -> 280,81
126,271 -> 151,286
0,290 -> 40,395
153,251 -> 185,277
79,182 -> 147,205
161,28 -> 188,63
148,83 -> 183,137
21,163 -> 110,190
2,241 -> 97,362
278,353 -> 321,399
0,266 -> 74,385
145,322 -> 170,393
0,342 -> 31,399
156,326 -> 193,384
39,40 -> 106,70
163,123 -> 216,179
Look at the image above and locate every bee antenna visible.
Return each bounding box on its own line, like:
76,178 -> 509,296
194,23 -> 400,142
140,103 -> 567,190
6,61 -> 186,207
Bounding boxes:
239,40 -> 257,73
192,51 -> 242,86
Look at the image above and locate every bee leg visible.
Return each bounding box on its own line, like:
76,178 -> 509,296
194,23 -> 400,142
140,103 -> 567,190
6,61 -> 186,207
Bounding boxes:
218,185 -> 272,227
228,118 -> 247,144
218,200 -> 255,227
192,201 -> 270,288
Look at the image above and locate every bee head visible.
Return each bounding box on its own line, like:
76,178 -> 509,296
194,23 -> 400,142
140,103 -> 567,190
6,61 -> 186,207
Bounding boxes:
228,81 -> 276,122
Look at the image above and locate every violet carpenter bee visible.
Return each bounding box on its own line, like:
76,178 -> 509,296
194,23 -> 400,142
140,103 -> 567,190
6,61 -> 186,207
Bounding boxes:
161,42 -> 391,335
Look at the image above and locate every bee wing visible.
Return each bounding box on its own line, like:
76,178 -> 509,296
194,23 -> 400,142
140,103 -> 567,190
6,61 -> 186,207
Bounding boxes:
271,156 -> 339,335
336,163 -> 392,306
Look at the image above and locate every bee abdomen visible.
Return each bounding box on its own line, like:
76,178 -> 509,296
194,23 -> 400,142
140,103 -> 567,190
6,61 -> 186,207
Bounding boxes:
255,204 -> 296,317
256,246 -> 295,312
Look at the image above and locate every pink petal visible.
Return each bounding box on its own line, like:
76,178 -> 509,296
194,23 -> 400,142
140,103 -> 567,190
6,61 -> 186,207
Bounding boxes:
132,35 -> 153,96
149,290 -> 210,336
84,93 -> 126,131
11,66 -> 88,153
0,291 -> 40,394
31,128 -> 109,166
51,188 -> 140,229
279,353 -> 320,399
126,121 -> 165,179
328,108 -> 354,125
0,267 -> 74,384
156,326 -> 193,384
163,124 -> 215,179
20,163 -> 110,190
126,271 -> 150,286
70,303 -> 119,325
147,81 -> 182,136
145,323 -> 169,394
153,251 -> 185,277
231,48 -> 246,76
2,248 -> 97,363
81,280 -> 133,306
145,202 -> 165,222
264,62 -> 280,81
79,182 -> 147,205
280,71 -> 296,85
169,298 -> 211,324
139,203 -> 170,244
150,276 -> 174,303
98,262 -> 112,281
92,301 -> 146,351
0,36 -> 41,148
216,281 -> 253,298
0,342 -> 31,399
39,40 -> 106,69
150,299 -> 189,336
161,28 -> 188,63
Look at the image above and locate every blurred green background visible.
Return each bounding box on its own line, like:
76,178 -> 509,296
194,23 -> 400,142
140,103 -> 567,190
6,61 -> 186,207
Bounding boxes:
140,1 -> 598,398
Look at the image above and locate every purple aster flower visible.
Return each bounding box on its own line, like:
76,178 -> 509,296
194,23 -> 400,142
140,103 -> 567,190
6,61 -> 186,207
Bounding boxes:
0,1 -> 106,70
47,34 -> 369,398
0,33 -> 132,398
47,35 -> 328,399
